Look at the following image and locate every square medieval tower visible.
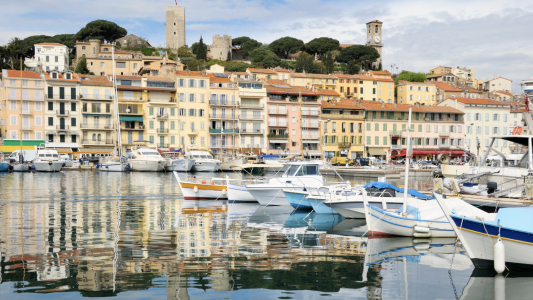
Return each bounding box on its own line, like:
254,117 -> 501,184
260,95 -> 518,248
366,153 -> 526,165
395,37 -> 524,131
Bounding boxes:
166,6 -> 186,52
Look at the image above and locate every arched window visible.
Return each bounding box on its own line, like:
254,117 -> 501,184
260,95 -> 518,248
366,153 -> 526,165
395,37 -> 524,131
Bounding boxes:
92,134 -> 96,141
375,25 -> 378,33
117,56 -> 121,58
100,55 -> 103,58
97,134 -> 101,141
82,54 -> 86,57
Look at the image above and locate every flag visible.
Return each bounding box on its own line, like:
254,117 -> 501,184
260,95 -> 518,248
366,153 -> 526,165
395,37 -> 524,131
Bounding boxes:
526,94 -> 530,112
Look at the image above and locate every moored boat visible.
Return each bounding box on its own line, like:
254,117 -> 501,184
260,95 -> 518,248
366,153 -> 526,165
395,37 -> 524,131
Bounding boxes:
162,151 -> 194,172
129,146 -> 166,171
184,148 -> 221,172
33,148 -> 63,172
174,172 -> 228,200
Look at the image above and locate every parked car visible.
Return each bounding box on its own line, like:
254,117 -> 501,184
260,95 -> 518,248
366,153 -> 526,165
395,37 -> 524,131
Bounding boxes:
332,156 -> 353,166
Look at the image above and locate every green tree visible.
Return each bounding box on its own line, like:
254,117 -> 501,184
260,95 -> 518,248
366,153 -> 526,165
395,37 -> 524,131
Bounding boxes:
76,20 -> 127,43
142,47 -> 156,56
294,52 -> 315,73
249,48 -> 281,68
338,45 -> 379,70
115,41 -> 121,50
269,36 -> 304,59
191,42 -> 199,54
74,56 -> 90,74
5,38 -> 27,70
225,62 -> 253,72
314,61 -> 327,74
394,71 -> 428,85
195,36 -> 207,61
378,62 -> 382,71
304,37 -> 340,57
177,45 -> 193,57
322,51 -> 334,74
226,50 -> 232,61
345,60 -> 361,75
232,36 -> 261,58
260,52 -> 282,68
185,59 -> 204,71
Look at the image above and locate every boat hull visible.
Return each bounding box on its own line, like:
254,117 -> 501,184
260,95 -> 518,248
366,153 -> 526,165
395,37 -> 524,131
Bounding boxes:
192,161 -> 220,172
326,197 -> 405,219
130,160 -> 165,172
165,159 -> 194,172
308,196 -> 338,214
227,182 -> 257,203
285,190 -> 313,210
179,181 -> 228,200
0,163 -> 9,172
100,163 -> 128,172
219,158 -> 247,171
12,164 -> 30,172
247,186 -> 305,206
34,161 -> 63,172
367,205 -> 456,237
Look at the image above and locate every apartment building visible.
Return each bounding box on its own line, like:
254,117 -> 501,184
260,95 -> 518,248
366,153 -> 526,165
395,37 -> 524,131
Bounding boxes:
334,74 -> 372,100
76,39 -> 144,76
291,73 -> 337,91
44,70 -> 81,144
366,70 -> 395,103
438,97 -> 511,155
1,70 -> 45,141
321,99 -> 365,159
208,73 -> 240,155
435,82 -> 463,102
143,77 -> 177,150
79,75 -> 115,153
115,75 -> 145,151
234,77 -> 267,153
246,68 -> 278,81
396,81 -> 437,105
25,42 -> 70,72
485,77 -> 512,92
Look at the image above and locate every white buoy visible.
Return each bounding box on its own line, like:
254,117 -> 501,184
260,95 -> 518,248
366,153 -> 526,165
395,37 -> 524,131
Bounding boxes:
194,186 -> 198,193
494,237 -> 505,274
494,274 -> 505,300
222,189 -> 226,195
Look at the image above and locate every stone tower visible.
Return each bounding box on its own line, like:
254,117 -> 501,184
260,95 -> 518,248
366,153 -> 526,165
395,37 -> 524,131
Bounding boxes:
166,6 -> 186,52
210,34 -> 232,61
365,20 -> 383,68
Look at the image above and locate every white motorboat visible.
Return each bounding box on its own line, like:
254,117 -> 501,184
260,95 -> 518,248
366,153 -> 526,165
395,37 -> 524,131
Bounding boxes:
184,149 -> 221,172
129,146 -> 166,172
245,162 -> 324,206
33,148 -> 63,172
219,153 -> 253,171
163,152 -> 194,172
226,174 -> 263,203
12,163 -> 30,172
100,157 -> 129,172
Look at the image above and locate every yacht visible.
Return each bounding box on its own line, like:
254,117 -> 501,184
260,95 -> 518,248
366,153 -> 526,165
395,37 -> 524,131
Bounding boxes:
184,149 -> 221,172
33,148 -> 63,172
129,147 -> 166,171
163,151 -> 194,172
100,156 -> 129,172
219,153 -> 255,171
245,162 -> 324,206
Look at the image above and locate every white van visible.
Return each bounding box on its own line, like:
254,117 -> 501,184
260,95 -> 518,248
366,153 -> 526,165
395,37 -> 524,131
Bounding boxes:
8,150 -> 37,163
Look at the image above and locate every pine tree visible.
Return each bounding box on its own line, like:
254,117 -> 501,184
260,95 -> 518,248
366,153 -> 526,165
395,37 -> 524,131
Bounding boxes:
226,49 -> 232,61
378,61 -> 382,71
196,36 -> 207,61
74,56 -> 90,74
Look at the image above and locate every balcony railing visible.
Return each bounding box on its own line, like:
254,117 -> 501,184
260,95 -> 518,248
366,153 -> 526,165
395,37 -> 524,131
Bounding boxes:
56,125 -> 70,130
209,100 -> 238,106
80,94 -> 114,101
188,129 -> 198,135
391,144 -> 402,149
157,128 -> 169,133
121,125 -> 145,130
301,111 -> 320,116
80,124 -> 114,130
241,129 -> 264,134
239,103 -> 264,109
156,113 -> 169,119
268,134 -> 289,139
246,144 -> 261,148
22,109 -> 33,115
46,94 -> 78,100
149,98 -> 177,103
269,110 -> 287,115
302,134 -> 320,139
118,108 -> 143,115
389,130 -> 403,136
82,109 -> 113,114
338,142 -> 351,148
209,114 -> 236,119
239,114 -> 263,120
82,139 -> 114,145
321,113 -> 364,120
439,131 -> 451,136
56,110 -> 70,116
158,143 -> 169,148
302,123 -> 319,128
119,96 -> 142,101
22,125 -> 33,130
209,128 -> 240,133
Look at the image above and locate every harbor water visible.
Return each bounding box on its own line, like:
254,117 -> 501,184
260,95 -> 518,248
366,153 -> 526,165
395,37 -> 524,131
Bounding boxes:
0,171 -> 529,299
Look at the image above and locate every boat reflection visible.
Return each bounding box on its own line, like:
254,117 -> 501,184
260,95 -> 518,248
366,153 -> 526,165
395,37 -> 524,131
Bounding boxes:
459,269 -> 533,300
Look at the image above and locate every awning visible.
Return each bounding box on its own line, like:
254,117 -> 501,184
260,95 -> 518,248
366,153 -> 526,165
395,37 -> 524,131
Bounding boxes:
83,113 -> 111,117
70,132 -> 79,136
269,91 -> 288,95
58,132 -> 67,135
303,141 -> 319,144
368,148 -> 387,155
394,149 -> 466,157
45,131 -> 56,135
120,116 -> 143,122
269,140 -> 288,144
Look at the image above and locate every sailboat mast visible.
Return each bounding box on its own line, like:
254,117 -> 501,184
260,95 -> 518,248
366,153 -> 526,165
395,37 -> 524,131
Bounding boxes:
19,58 -> 22,161
112,41 -> 121,157
402,106 -> 412,215
299,90 -> 303,158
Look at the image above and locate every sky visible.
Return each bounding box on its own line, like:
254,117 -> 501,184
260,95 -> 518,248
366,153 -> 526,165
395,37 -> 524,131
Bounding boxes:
1,0 -> 532,93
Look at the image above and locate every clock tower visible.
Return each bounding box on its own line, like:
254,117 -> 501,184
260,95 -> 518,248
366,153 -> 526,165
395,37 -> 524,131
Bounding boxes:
365,20 -> 383,69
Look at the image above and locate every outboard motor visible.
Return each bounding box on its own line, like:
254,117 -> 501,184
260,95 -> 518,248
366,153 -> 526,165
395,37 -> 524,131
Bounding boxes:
432,170 -> 444,178
487,182 -> 498,194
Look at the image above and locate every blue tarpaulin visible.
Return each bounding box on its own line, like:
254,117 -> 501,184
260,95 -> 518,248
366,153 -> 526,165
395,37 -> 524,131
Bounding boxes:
363,182 -> 435,200
259,154 -> 280,159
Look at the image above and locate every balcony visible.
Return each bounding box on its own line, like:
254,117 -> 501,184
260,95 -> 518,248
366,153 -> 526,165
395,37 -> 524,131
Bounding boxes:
119,96 -> 142,101
82,109 -> 113,115
188,129 -> 198,135
321,113 -> 364,120
22,125 -> 33,131
121,125 -> 145,131
246,144 -> 261,148
158,143 -> 169,148
391,144 -> 402,149
389,130 -> 403,137
56,110 -> 70,116
241,129 -> 264,134
82,139 -> 114,146
302,134 -> 320,139
209,114 -> 236,119
157,128 -> 169,134
303,123 -> 319,128
301,111 -> 320,116
439,131 -> 451,137
269,122 -> 287,127
149,97 -> 177,104
80,124 -> 114,130
80,94 -> 114,101
118,108 -> 143,115
22,109 -> 33,115
156,113 -> 169,119
268,134 -> 289,139
269,110 -> 287,115
209,128 -> 240,133
425,117 -> 463,122
239,103 -> 264,109
46,94 -> 78,100
338,142 -> 351,148
239,114 -> 263,120
209,100 -> 238,106
56,125 -> 70,130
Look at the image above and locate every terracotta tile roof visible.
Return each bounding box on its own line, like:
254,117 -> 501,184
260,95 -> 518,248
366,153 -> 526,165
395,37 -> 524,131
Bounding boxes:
247,68 -> 276,74
316,89 -> 340,96
176,71 -> 209,78
494,90 -> 513,96
340,44 -> 354,48
372,78 -> 394,82
263,79 -> 287,85
208,74 -> 234,83
290,73 -> 338,79
361,100 -> 463,113
115,75 -> 142,80
466,88 -> 483,93
335,74 -> 371,80
444,97 -> 510,106
44,72 -> 79,82
79,75 -> 112,86
4,70 -> 42,79
147,76 -> 174,82
486,76 -> 512,82
36,42 -> 66,46
233,72 -> 249,75
370,71 -> 390,75
397,80 -> 436,86
321,98 -> 364,109
427,73 -> 456,78
273,68 -> 290,73
265,85 -> 317,95
417,105 -> 464,114
116,85 -> 175,92
435,82 -> 462,92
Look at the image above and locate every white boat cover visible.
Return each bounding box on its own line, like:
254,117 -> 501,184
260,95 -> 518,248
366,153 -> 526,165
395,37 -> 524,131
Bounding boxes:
397,198 -> 496,222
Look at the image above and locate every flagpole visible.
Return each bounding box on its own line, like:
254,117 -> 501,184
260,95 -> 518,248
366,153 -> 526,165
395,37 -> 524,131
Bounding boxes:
402,106 -> 412,215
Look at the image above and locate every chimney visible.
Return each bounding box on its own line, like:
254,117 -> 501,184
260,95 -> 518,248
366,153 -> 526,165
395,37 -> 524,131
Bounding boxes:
202,70 -> 206,76
393,103 -> 397,107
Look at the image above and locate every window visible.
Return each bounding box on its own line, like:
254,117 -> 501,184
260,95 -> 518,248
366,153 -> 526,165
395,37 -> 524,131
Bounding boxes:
493,114 -> 498,121
375,136 -> 379,145
503,114 -> 507,122
48,117 -> 53,126
10,101 -> 16,110
116,62 -> 125,68
71,118 -> 76,126
375,123 -> 379,131
383,136 -> 387,145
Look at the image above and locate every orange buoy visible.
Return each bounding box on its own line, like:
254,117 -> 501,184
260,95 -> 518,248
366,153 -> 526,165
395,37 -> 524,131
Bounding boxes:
210,181 -> 215,185
202,180 -> 206,184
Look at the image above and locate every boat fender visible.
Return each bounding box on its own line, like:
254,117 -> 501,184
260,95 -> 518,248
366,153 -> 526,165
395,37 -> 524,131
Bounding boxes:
414,226 -> 430,233
48,161 -> 52,165
210,181 -> 214,185
106,165 -> 109,168
222,189 -> 226,195
194,186 -> 198,193
494,237 -> 505,274
62,162 -> 66,167
126,164 -> 130,169
202,180 -> 206,184
495,274 -> 505,300
31,165 -> 36,170
413,243 -> 430,251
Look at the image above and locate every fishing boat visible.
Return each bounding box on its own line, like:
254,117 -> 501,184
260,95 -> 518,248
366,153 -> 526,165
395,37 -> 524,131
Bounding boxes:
245,162 -> 324,206
174,172 -> 228,200
225,174 -> 260,203
162,151 -> 194,172
459,269 -> 533,300
0,161 -> 9,172
435,192 -> 533,270
129,145 -> 167,171
219,153 -> 254,171
33,147 -> 63,172
184,148 -> 221,172
283,183 -> 352,211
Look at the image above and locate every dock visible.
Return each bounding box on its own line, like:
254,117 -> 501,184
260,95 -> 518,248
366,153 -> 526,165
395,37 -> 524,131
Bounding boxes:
321,167 -> 402,179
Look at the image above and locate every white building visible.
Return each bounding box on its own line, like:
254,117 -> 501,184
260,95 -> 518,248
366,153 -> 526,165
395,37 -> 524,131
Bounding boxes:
438,97 -> 511,155
485,77 -> 512,93
522,77 -> 533,96
25,43 -> 69,72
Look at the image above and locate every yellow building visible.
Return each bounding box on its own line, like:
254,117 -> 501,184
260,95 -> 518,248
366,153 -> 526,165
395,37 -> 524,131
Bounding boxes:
79,75 -> 115,153
290,73 -> 337,90
366,70 -> 395,103
396,80 -> 437,105
246,68 -> 278,80
174,71 -> 210,149
144,77 -> 178,149
115,75 -> 146,151
334,74 -> 373,100
321,99 -> 365,159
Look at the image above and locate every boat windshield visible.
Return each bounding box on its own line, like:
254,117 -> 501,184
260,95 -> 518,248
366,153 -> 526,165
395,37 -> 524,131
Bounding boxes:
141,152 -> 160,156
287,164 -> 319,176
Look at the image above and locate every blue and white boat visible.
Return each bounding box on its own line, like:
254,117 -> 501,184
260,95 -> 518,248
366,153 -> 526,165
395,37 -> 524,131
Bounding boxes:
0,162 -> 9,172
435,193 -> 533,269
285,184 -> 354,212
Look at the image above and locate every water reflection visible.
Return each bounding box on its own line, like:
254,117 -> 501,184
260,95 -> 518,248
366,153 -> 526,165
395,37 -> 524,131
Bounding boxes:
0,172 -> 517,299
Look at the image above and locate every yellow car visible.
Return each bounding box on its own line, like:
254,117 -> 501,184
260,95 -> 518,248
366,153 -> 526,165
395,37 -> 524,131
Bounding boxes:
332,157 -> 352,166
